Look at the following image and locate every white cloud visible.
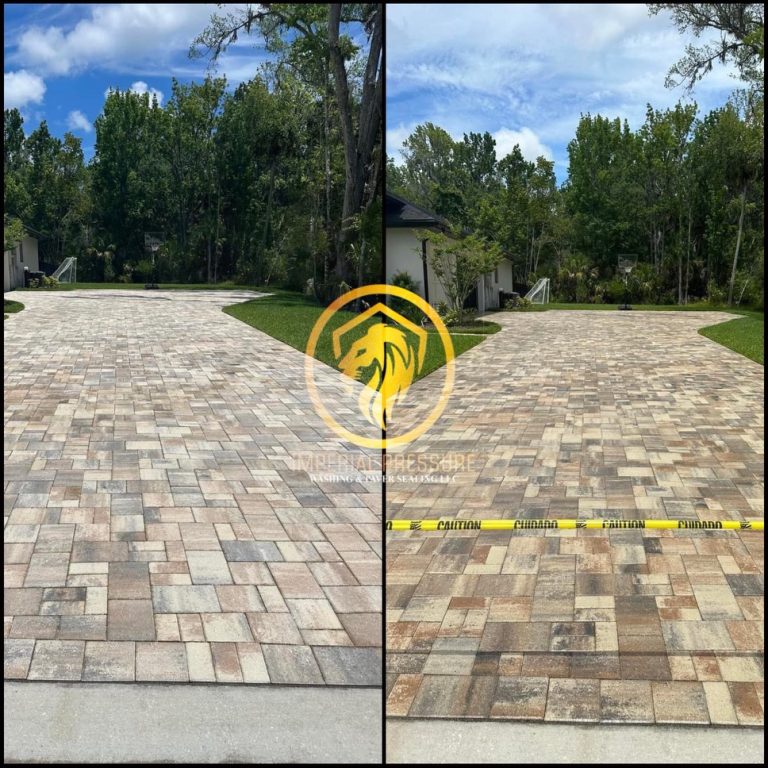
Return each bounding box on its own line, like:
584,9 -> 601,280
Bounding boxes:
3,69 -> 46,109
386,4 -> 743,180
494,127 -> 553,163
13,4 -> 219,76
129,81 -> 164,105
66,110 -> 92,132
386,123 -> 419,163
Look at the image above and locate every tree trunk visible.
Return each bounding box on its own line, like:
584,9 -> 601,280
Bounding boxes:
677,210 -> 683,305
684,204 -> 692,304
357,238 -> 366,294
323,62 -> 332,246
328,3 -> 382,280
260,161 -> 277,284
727,182 -> 747,306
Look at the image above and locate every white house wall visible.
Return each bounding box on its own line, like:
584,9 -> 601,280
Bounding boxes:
4,236 -> 39,291
385,226 -> 514,312
3,251 -> 11,292
385,228 -> 450,307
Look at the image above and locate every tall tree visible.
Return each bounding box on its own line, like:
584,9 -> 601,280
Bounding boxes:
649,3 -> 765,91
192,3 -> 382,282
92,90 -> 170,271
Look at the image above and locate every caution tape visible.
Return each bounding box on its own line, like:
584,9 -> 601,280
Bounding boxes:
386,518 -> 764,532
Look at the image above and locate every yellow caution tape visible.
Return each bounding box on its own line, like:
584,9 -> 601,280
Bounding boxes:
386,519 -> 764,531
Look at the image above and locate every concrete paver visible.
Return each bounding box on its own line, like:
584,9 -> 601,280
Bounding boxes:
386,311 -> 764,724
4,289 -> 382,686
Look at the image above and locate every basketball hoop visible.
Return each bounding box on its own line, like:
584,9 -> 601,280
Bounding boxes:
617,255 -> 637,311
144,232 -> 163,289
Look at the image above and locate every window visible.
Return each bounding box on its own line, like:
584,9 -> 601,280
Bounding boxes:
494,267 -> 498,283
19,241 -> 24,263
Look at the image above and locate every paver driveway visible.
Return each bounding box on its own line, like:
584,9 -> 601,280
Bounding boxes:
386,311 -> 763,724
4,290 -> 381,685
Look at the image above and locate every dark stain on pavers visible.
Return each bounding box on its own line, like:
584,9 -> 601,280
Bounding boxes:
386,311 -> 763,725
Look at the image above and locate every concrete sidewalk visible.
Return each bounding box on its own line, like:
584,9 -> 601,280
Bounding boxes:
387,718 -> 764,764
4,682 -> 382,763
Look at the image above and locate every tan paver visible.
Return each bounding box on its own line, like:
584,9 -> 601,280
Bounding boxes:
4,290 -> 381,686
387,311 -> 763,724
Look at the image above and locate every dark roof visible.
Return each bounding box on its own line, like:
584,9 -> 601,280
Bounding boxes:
6,217 -> 47,241
385,191 -> 450,231
22,225 -> 47,241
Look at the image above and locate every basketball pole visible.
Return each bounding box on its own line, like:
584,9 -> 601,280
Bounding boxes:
619,271 -> 632,310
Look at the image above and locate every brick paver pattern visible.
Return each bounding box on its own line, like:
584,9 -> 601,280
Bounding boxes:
386,311 -> 763,724
4,290 -> 381,685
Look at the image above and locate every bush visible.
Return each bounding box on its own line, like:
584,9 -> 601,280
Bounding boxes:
591,281 -> 608,304
706,279 -> 726,306
27,275 -> 59,289
235,261 -> 260,286
118,263 -> 134,284
503,297 -> 534,312
442,308 -> 476,326
390,271 -> 423,324
313,276 -> 352,306
604,278 -> 628,303
575,281 -> 591,303
134,259 -> 155,283
103,253 -> 115,282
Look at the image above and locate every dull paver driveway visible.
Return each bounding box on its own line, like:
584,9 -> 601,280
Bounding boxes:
4,290 -> 381,685
386,311 -> 763,725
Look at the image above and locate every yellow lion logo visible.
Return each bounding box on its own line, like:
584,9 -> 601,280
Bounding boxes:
332,303 -> 427,431
338,324 -> 417,429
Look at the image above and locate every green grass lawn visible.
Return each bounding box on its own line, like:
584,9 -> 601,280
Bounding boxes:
224,290 -> 486,381
4,299 -> 24,319
699,315 -> 764,365
435,319 -> 502,334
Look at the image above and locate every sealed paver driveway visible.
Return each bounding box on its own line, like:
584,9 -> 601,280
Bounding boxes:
386,311 -> 763,724
4,290 -> 381,685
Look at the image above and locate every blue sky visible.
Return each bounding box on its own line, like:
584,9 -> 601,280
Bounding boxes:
4,4 -> 271,158
387,4 -> 742,182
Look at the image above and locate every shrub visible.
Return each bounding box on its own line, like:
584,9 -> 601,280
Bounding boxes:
313,276 -> 352,306
134,259 -> 155,283
706,279 -> 726,306
390,271 -> 423,324
503,297 -> 534,312
27,276 -> 58,289
235,261 -> 260,286
575,281 -> 591,303
118,263 -> 134,284
604,277 -> 628,303
103,253 -> 115,282
591,281 -> 608,304
442,308 -> 477,326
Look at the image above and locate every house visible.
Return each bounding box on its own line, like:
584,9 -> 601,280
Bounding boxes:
4,226 -> 41,292
385,191 -> 514,313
